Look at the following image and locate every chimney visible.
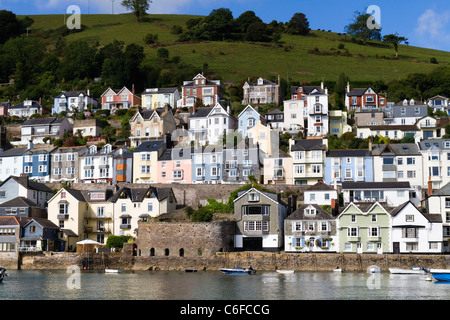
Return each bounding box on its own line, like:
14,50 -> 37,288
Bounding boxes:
346,82 -> 350,93
132,84 -> 135,95
321,81 -> 324,90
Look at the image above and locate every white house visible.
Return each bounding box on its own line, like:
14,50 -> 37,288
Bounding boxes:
427,183 -> 450,252
303,181 -> 339,206
342,181 -> 420,207
390,201 -> 442,254
188,103 -> 237,146
52,90 -> 98,115
306,91 -> 329,137
0,146 -> 30,181
418,138 -> 450,192
283,99 -> 305,134
9,100 -> 43,118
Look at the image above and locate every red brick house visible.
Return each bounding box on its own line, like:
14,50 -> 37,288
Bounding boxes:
180,74 -> 223,108
345,83 -> 386,111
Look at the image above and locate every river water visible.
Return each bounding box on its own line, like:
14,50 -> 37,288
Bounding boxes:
1,269 -> 449,301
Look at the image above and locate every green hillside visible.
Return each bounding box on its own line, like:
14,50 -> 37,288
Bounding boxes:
27,13 -> 450,85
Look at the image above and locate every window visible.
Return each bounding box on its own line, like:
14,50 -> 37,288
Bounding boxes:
148,203 -> 153,212
196,167 -> 204,177
311,164 -> 321,174
368,227 -> 379,237
406,215 -> 414,222
121,204 -> 126,212
351,215 -> 356,222
38,165 -> 47,173
211,167 -> 219,176
248,192 -> 260,202
403,227 -> 418,238
371,214 -> 377,222
244,221 -> 269,232
97,207 -> 105,218
59,203 -> 68,215
407,157 -> 415,165
383,158 -> 394,165
173,170 -> 182,179
347,227 -> 358,237
141,166 -> 151,174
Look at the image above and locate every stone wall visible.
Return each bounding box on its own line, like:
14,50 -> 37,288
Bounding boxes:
136,221 -> 235,257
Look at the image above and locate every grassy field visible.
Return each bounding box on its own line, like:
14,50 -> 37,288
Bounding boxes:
26,13 -> 450,85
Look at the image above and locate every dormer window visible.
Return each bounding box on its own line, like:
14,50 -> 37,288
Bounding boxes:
248,192 -> 260,202
305,207 -> 316,215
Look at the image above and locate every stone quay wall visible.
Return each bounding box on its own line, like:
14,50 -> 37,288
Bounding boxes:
3,250 -> 448,272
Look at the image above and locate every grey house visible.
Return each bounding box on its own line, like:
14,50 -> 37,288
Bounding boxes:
284,204 -> 337,253
20,218 -> 64,252
233,187 -> 287,251
0,197 -> 47,219
50,146 -> 87,184
222,140 -> 265,184
21,117 -> 72,144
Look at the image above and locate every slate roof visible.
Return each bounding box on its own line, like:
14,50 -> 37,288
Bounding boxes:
109,186 -> 174,203
55,90 -> 90,98
371,143 -> 420,156
390,201 -> 442,223
10,100 -> 42,110
134,140 -> 165,153
305,181 -> 336,192
144,87 -> 178,94
418,139 -> 450,150
391,104 -> 427,118
287,204 -> 334,220
0,147 -> 29,158
158,147 -> 193,161
190,107 -> 213,118
0,196 -> 39,208
0,216 -> 20,226
428,182 -> 450,196
22,117 -> 65,126
346,88 -> 371,96
4,176 -> 53,193
290,139 -> 325,151
342,181 -> 411,189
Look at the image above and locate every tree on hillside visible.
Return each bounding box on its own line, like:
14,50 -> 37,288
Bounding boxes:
0,10 -> 29,44
121,0 -> 151,22
245,21 -> 272,42
344,11 -> 382,44
286,12 -> 310,35
383,33 -> 408,58
235,10 -> 262,33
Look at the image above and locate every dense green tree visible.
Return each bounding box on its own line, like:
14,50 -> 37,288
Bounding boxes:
235,11 -> 262,33
121,0 -> 151,22
0,10 -> 27,44
61,40 -> 97,81
286,13 -> 310,35
245,22 -> 272,42
344,11 -> 382,44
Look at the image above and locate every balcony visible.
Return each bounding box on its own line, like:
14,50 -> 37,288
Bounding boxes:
346,236 -> 361,242
120,224 -> 132,229
57,214 -> 69,219
18,246 -> 41,252
85,227 -> 111,233
85,211 -> 113,219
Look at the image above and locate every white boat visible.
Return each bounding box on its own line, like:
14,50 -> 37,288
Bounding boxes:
276,270 -> 294,274
389,267 -> 425,274
220,266 -> 256,274
105,269 -> 122,273
333,268 -> 344,272
368,266 -> 381,273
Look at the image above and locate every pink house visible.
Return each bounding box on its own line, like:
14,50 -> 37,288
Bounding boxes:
100,86 -> 141,111
0,102 -> 10,117
157,147 -> 192,184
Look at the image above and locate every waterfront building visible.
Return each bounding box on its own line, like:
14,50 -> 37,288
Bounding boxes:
0,176 -> 53,209
324,149 -> 374,186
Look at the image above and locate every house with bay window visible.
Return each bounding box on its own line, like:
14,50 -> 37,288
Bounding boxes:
109,186 -> 177,237
371,143 -> 423,194
427,95 -> 449,114
242,77 -> 281,106
284,204 -> 337,253
390,201 -> 442,254
222,140 -> 263,184
336,202 -> 391,254
52,90 -> 98,115
262,150 -> 293,185
181,74 -> 223,108
324,149 -> 374,186
233,187 -> 287,251
306,91 -> 329,137
101,86 -> 141,112
289,138 -> 327,185
191,145 -> 223,184
419,138 -> 450,192
345,85 -> 387,112
79,144 -> 129,184
50,146 -> 87,183
342,181 -> 419,207
23,146 -> 56,182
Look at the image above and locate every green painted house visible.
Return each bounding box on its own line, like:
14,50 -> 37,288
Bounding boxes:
337,202 -> 392,254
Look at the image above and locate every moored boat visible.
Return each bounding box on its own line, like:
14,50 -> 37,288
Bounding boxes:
429,269 -> 450,281
389,267 -> 425,274
220,266 -> 256,274
368,266 -> 381,273
276,270 -> 294,274
185,269 -> 198,272
105,269 -> 122,273
333,268 -> 344,272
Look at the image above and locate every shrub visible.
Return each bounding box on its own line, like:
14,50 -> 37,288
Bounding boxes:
106,235 -> 132,249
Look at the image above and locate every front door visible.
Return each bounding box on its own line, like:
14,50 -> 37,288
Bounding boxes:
393,242 -> 400,254
377,242 -> 383,254
357,242 -> 362,253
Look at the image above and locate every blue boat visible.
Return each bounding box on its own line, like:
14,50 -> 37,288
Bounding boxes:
429,269 -> 450,281
220,266 -> 256,274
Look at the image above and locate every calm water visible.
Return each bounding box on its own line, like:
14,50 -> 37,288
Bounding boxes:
1,269 -> 450,301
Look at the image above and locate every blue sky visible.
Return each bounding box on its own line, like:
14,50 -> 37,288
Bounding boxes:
1,0 -> 450,51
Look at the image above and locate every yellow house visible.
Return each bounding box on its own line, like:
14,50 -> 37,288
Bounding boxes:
329,110 -> 352,137
141,87 -> 180,110
247,119 -> 279,157
133,140 -> 166,183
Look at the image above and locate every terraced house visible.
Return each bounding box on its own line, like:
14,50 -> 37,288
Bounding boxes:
133,140 -> 166,183
50,146 -> 87,183
23,146 -> 56,183
289,138 -> 327,185
337,202 -> 391,254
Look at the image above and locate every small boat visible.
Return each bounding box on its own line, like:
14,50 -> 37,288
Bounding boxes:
220,266 -> 256,274
429,269 -> 450,281
333,268 -> 344,272
105,269 -> 122,273
0,267 -> 8,282
276,270 -> 294,274
368,266 -> 381,273
389,267 -> 425,274
185,269 -> 198,273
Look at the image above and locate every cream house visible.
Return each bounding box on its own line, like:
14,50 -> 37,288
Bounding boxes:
133,140 -> 166,183
109,186 -> 177,237
247,119 -> 279,157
